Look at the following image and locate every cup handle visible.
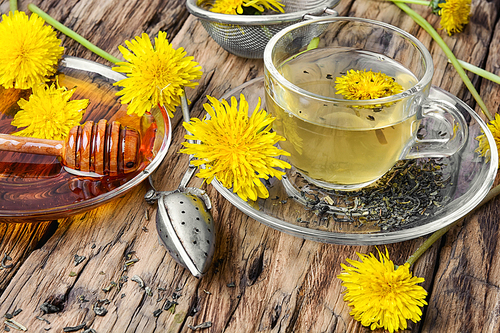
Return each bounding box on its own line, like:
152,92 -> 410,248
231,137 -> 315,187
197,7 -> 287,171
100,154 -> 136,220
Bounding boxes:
404,99 -> 468,159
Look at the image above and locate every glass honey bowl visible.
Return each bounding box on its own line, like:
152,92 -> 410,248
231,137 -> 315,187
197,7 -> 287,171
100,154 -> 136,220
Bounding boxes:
0,57 -> 172,222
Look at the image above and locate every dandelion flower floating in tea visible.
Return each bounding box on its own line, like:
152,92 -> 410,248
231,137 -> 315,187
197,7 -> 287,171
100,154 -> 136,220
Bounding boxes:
337,248 -> 428,333
203,0 -> 284,15
113,31 -> 202,117
0,11 -> 64,90
430,0 -> 471,36
475,113 -> 500,165
334,69 -> 404,101
181,94 -> 291,201
11,81 -> 89,140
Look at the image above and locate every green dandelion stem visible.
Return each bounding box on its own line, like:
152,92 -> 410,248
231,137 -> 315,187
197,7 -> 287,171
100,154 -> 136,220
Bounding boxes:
28,3 -> 121,65
390,0 -> 431,6
10,0 -> 17,13
455,59 -> 500,85
405,224 -> 451,267
392,2 -> 493,122
406,183 -> 500,266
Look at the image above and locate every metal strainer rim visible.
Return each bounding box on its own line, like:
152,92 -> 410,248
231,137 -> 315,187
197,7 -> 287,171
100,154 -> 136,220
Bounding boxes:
186,0 -> 341,26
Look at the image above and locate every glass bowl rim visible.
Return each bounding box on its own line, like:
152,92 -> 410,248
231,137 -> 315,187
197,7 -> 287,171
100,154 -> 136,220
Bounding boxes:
0,56 -> 172,221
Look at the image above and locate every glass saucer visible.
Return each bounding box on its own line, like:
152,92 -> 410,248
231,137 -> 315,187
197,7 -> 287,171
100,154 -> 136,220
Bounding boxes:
0,57 -> 172,222
211,77 -> 498,245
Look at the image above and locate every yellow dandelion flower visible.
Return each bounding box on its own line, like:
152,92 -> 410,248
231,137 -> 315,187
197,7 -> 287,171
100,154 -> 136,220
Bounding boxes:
335,69 -> 404,101
475,113 -> 500,165
180,94 -> 291,201
0,11 -> 64,90
207,0 -> 284,15
11,82 -> 89,140
438,0 -> 471,36
337,248 -> 428,333
113,31 -> 202,117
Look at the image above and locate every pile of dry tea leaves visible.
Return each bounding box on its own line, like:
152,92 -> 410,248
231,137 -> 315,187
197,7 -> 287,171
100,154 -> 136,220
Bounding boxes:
293,159 -> 452,230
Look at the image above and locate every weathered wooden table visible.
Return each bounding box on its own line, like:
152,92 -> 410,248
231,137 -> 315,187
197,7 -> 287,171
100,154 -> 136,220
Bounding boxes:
1,0 -> 500,332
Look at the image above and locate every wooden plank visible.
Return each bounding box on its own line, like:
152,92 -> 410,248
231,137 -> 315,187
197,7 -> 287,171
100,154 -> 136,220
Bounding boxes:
17,0 -> 190,65
421,4 -> 500,332
0,221 -> 57,293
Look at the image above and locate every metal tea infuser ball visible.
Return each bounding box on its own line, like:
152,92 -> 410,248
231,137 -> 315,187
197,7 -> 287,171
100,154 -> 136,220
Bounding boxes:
145,93 -> 215,278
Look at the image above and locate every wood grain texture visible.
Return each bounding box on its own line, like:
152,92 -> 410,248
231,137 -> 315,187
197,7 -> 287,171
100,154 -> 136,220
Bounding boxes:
0,221 -> 57,293
0,0 -> 499,332
421,5 -> 500,332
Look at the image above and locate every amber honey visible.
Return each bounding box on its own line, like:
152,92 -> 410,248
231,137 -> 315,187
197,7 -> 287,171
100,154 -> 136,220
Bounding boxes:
0,67 -> 163,216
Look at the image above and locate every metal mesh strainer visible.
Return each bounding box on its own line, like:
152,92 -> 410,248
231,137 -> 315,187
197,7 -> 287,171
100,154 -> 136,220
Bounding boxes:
186,0 -> 340,59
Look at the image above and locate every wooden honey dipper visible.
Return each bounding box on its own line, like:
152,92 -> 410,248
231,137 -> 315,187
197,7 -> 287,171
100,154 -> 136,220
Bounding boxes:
0,119 -> 140,176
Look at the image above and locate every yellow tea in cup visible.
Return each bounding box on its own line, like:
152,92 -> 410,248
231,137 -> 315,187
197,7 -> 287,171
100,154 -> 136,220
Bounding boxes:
266,47 -> 418,186
264,17 -> 467,190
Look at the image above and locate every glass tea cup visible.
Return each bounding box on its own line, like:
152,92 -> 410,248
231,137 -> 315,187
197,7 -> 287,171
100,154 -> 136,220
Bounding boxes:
263,17 -> 467,190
